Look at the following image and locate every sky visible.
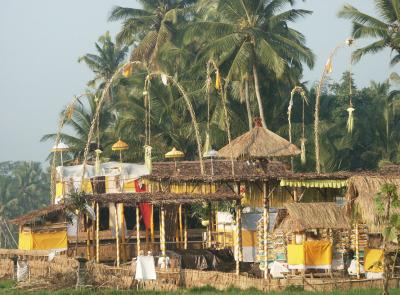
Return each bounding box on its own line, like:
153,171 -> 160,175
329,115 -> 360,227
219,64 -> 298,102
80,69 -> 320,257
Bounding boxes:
0,0 -> 398,163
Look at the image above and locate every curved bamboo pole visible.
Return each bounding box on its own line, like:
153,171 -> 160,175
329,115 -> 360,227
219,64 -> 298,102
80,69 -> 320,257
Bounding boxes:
207,59 -> 235,175
314,39 -> 353,173
50,93 -> 87,201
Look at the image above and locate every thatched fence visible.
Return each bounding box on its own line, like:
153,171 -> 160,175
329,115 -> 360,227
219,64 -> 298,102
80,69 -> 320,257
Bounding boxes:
1,254 -> 400,292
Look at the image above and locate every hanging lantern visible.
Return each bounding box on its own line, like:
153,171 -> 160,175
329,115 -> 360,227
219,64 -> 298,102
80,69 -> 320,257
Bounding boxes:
122,63 -> 132,78
300,138 -> 307,165
347,104 -> 355,134
161,73 -> 168,86
325,58 -> 333,74
215,71 -> 221,90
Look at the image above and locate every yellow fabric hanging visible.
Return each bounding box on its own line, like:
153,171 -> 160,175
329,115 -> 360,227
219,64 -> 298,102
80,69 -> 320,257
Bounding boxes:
288,244 -> 305,266
123,180 -> 136,193
19,230 -> 68,250
56,182 -> 64,197
304,240 -> 332,268
364,248 -> 384,273
325,58 -> 333,74
82,179 -> 93,194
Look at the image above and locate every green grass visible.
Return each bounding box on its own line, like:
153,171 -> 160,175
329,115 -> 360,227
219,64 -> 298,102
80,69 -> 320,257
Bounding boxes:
0,284 -> 399,295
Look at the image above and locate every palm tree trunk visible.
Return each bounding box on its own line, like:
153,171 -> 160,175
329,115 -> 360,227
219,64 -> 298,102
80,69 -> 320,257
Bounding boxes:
245,78 -> 252,130
252,64 -> 267,128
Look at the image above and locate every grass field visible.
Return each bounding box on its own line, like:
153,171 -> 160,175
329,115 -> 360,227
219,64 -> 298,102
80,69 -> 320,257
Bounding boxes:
0,281 -> 399,295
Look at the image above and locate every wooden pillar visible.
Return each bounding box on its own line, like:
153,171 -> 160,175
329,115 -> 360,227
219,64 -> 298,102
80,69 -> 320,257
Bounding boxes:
160,206 -> 166,267
263,182 -> 270,279
355,222 -> 360,279
136,205 -> 141,256
184,206 -> 188,250
115,203 -> 120,267
120,204 -> 127,262
96,202 -> 100,263
207,202 -> 212,248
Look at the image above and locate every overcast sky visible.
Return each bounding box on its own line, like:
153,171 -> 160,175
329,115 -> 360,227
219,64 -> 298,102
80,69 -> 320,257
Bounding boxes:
0,0 -> 398,163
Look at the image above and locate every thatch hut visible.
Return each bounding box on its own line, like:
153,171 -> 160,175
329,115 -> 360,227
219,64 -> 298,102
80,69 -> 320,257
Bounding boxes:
9,204 -> 68,251
217,119 -> 300,159
275,202 -> 351,234
346,175 -> 400,233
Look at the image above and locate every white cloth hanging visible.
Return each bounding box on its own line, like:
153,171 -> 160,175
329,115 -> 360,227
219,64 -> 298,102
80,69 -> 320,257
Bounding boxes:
135,255 -> 156,281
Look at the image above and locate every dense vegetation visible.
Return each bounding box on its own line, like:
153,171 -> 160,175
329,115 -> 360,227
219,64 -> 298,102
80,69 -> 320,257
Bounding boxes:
39,0 -> 400,174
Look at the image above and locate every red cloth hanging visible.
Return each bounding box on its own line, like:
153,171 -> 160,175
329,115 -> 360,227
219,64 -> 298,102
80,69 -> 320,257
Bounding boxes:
135,180 -> 152,230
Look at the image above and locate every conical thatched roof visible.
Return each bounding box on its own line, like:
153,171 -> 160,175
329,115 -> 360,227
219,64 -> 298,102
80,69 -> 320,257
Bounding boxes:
275,202 -> 350,233
218,120 -> 300,159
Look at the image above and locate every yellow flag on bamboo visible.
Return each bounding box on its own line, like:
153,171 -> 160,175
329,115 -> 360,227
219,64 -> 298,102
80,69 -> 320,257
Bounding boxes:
325,58 -> 333,74
122,64 -> 132,77
215,71 -> 221,90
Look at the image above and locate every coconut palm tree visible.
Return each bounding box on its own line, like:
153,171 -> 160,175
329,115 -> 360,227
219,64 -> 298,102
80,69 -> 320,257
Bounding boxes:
109,0 -> 196,68
338,1 -> 400,64
78,32 -> 128,100
184,0 -> 315,127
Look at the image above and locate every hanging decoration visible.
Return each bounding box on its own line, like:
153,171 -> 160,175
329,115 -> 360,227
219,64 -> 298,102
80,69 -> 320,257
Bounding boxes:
346,42 -> 355,134
144,145 -> 152,173
215,70 -> 221,90
161,73 -> 168,86
347,104 -> 355,134
288,86 -> 308,167
325,58 -> 333,74
122,63 -> 132,78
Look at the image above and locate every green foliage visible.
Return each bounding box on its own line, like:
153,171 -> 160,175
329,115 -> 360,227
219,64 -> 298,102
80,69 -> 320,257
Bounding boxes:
375,183 -> 400,241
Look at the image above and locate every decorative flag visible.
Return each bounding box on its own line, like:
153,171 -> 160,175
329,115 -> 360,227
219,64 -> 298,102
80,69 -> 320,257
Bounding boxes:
122,64 -> 132,77
215,71 -> 221,90
325,58 -> 333,74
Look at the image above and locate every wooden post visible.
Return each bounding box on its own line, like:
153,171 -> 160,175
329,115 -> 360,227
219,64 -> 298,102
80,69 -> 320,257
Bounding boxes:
120,204 -> 127,262
179,204 -> 183,249
207,202 -> 212,248
263,182 -> 269,280
136,205 -> 141,256
86,215 -> 90,260
184,206 -> 188,250
96,203 -> 100,263
355,222 -> 360,279
160,206 -> 166,268
115,203 -> 120,267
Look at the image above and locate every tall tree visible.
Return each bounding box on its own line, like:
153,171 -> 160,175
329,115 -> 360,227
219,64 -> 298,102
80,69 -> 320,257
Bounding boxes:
339,1 -> 400,65
109,0 -> 196,68
185,0 -> 315,127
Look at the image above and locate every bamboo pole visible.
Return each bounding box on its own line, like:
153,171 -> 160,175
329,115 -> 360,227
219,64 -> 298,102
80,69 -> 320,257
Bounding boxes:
184,207 -> 188,250
235,201 -> 241,276
120,204 -> 127,262
355,222 -> 360,279
92,202 -> 96,260
263,182 -> 269,280
86,215 -> 90,260
179,204 -> 183,249
150,205 -> 155,251
136,205 -> 141,256
115,203 -> 120,267
96,203 -> 100,263
207,202 -> 212,248
160,206 -> 166,268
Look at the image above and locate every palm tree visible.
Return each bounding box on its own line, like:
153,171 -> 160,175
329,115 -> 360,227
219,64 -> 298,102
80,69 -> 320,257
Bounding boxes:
338,1 -> 400,65
185,0 -> 315,127
78,32 -> 128,99
109,0 -> 196,68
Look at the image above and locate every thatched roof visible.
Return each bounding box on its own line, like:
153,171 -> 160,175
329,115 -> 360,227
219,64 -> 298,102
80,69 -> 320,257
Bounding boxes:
275,202 -> 350,233
146,159 -> 289,182
9,204 -> 66,225
217,126 -> 300,159
85,192 -> 240,205
346,175 -> 400,233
